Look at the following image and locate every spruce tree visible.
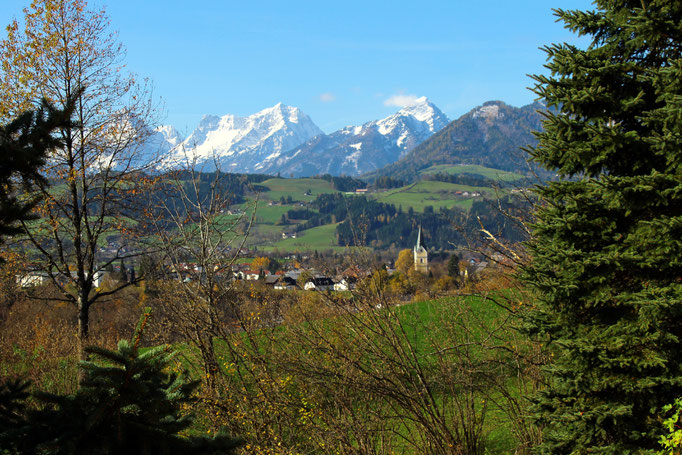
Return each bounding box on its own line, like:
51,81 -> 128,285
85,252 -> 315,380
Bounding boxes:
17,311 -> 242,455
447,253 -> 460,278
522,1 -> 682,453
0,95 -> 77,454
0,97 -> 76,247
0,378 -> 30,454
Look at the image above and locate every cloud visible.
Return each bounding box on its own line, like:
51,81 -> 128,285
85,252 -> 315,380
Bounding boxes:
319,92 -> 336,103
384,93 -> 421,108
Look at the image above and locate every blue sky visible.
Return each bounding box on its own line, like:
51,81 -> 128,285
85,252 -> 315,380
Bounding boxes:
1,0 -> 593,133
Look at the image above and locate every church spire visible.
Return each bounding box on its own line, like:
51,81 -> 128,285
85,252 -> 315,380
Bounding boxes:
413,224 -> 429,273
416,225 -> 424,249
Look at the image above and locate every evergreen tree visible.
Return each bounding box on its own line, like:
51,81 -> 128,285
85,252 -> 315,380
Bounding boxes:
0,378 -> 30,454
119,259 -> 128,283
522,1 -> 682,453
1,0 -> 159,360
447,253 -> 460,278
0,97 -> 76,248
14,311 -> 242,455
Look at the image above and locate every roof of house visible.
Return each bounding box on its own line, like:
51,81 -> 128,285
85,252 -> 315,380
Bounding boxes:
307,277 -> 334,286
264,275 -> 279,285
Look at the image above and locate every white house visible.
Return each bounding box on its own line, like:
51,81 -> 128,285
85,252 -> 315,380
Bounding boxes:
333,277 -> 357,291
274,276 -> 297,290
16,271 -> 49,288
304,277 -> 335,291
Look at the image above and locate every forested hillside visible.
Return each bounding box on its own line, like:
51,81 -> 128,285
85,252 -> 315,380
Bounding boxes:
366,101 -> 546,182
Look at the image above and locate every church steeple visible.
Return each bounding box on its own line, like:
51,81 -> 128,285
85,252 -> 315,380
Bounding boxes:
416,225 -> 423,249
413,225 -> 429,273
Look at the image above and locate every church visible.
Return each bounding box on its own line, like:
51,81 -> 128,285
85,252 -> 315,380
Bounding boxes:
413,226 -> 429,273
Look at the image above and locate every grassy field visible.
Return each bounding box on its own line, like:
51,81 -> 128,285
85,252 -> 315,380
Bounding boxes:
2,285 -> 527,453
419,164 -> 526,182
205,293 -> 523,453
228,177 -> 504,251
371,180 -> 490,212
218,176 -> 512,251
259,222 -> 346,252
23,215 -> 140,248
230,198 -> 321,247
256,177 -> 339,203
250,203 -> 294,224
392,295 -> 519,452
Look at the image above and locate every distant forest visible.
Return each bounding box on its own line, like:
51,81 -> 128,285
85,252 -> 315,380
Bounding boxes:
292,192 -> 530,250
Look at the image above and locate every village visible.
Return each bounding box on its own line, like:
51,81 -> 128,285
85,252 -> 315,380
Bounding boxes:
15,226 -> 490,295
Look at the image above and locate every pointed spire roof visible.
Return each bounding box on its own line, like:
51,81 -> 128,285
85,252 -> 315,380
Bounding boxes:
414,225 -> 426,252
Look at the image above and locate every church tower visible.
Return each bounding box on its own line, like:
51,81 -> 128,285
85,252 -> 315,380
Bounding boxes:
413,225 -> 429,273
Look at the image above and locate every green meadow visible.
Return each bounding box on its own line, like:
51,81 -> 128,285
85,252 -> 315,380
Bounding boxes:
260,222 -> 344,252
203,293 -> 525,453
419,164 -> 526,182
255,177 -> 340,203
372,180 -> 490,212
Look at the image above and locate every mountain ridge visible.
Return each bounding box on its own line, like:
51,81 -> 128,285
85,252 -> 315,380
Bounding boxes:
161,103 -> 323,172
363,100 -> 546,182
257,97 -> 449,177
149,99 -> 545,179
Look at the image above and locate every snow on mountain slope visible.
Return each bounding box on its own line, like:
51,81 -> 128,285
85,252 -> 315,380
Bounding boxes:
160,103 -> 322,172
364,100 -> 548,182
257,97 -> 449,177
136,125 -> 183,166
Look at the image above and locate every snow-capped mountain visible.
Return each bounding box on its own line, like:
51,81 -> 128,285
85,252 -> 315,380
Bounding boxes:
161,103 -> 322,172
150,125 -> 183,154
129,125 -> 183,169
366,100 -> 548,182
256,97 -> 449,177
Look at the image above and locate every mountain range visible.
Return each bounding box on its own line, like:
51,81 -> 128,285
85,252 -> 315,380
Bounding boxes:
364,100 -> 546,182
257,97 -> 449,177
148,98 -> 545,179
157,103 -> 322,172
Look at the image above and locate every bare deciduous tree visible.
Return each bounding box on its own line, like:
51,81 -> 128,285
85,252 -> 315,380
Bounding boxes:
0,0 -> 160,360
147,152 -> 259,392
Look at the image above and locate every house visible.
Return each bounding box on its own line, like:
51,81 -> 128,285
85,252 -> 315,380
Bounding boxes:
333,277 -> 357,291
233,269 -> 263,281
264,275 -> 280,287
91,270 -> 107,287
17,269 -> 107,288
274,276 -> 297,290
246,270 -> 265,281
16,271 -> 49,288
285,269 -> 305,280
304,277 -> 335,291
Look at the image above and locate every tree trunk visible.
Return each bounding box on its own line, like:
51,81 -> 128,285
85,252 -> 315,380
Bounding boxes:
77,294 -> 89,384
